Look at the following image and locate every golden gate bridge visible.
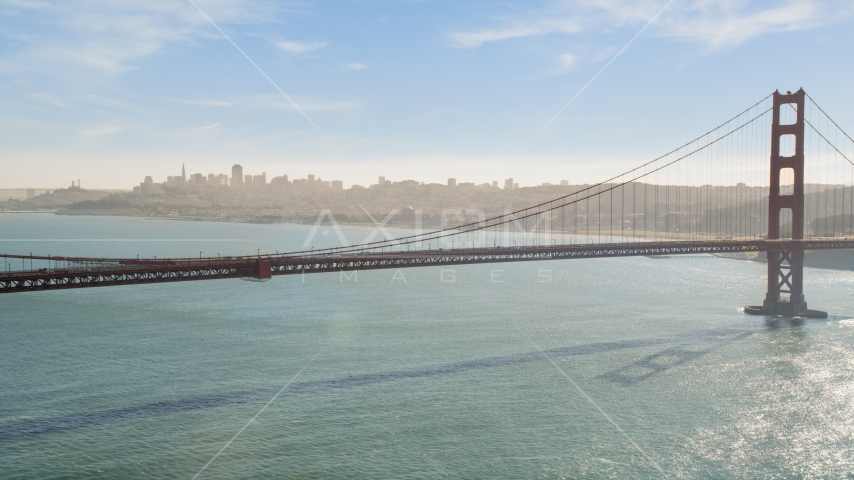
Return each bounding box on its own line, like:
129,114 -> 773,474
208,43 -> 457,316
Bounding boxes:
3,89 -> 854,317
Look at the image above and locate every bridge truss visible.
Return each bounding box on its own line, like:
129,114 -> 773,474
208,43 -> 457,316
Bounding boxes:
2,89 -> 854,313
2,239 -> 854,294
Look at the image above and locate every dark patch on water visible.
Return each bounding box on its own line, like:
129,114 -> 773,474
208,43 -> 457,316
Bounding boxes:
0,328 -> 752,441
598,331 -> 754,386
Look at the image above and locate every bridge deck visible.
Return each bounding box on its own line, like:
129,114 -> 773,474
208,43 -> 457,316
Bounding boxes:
2,239 -> 853,293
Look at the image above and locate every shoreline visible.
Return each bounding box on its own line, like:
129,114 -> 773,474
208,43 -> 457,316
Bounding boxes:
1,209 -> 433,230
0,210 -> 58,214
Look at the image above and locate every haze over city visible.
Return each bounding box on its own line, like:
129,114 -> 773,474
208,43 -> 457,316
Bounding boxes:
2,0 -> 853,189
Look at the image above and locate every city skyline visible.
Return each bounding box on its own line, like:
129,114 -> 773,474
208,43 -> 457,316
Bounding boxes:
134,162 -> 550,192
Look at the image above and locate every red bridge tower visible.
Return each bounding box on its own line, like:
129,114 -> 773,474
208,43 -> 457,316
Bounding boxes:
746,89 -> 826,318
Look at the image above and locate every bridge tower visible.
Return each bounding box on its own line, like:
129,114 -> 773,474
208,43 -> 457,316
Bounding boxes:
746,89 -> 826,318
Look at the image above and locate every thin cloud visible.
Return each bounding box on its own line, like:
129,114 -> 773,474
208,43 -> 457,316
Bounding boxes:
660,1 -> 824,49
448,19 -> 580,48
30,92 -> 70,108
245,94 -> 355,111
0,1 -> 278,76
273,40 -> 328,54
172,94 -> 356,111
343,62 -> 367,70
543,46 -> 616,78
559,53 -> 578,68
447,0 -> 848,50
81,126 -> 124,135
180,99 -> 233,107
82,94 -> 143,111
195,122 -> 223,131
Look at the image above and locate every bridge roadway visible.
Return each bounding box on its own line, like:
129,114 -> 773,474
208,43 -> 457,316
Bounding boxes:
2,239 -> 853,294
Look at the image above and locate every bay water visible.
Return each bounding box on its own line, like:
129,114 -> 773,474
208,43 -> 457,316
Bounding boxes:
2,214 -> 854,478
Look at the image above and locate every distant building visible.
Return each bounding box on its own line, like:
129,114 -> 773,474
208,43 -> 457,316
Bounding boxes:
245,174 -> 253,186
181,164 -> 187,185
560,180 -> 568,186
136,176 -> 156,195
232,164 -> 243,185
191,173 -> 206,185
308,174 -> 315,183
542,182 -> 551,187
271,175 -> 289,185
143,179 -> 153,193
253,173 -> 266,185
208,173 -> 216,183
504,178 -> 513,190
513,182 -> 519,189
331,180 -> 343,189
448,178 -> 457,187
378,176 -> 386,185
459,182 -> 474,187
26,188 -> 35,199
492,181 -> 498,187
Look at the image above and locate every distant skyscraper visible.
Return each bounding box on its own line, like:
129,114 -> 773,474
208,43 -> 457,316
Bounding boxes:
181,163 -> 186,185
245,174 -> 253,185
308,174 -> 315,183
232,164 -> 243,185
504,178 -> 513,190
253,173 -> 266,185
447,178 -> 457,187
139,176 -> 155,195
378,176 -> 385,185
492,181 -> 498,187
331,180 -> 343,189
560,180 -> 568,186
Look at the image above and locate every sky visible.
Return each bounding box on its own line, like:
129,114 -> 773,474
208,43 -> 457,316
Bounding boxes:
1,0 -> 853,189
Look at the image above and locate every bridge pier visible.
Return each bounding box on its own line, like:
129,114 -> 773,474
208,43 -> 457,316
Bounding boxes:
256,260 -> 272,280
745,89 -> 826,318
749,244 -> 823,317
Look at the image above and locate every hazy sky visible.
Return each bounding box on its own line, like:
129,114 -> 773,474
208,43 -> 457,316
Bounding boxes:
1,0 -> 853,189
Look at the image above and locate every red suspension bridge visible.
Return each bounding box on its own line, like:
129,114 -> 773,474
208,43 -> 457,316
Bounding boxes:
3,89 -> 854,317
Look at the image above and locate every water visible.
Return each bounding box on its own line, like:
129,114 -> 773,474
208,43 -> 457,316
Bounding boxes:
2,214 -> 854,478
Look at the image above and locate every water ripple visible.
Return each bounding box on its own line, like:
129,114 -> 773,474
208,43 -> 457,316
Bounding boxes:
0,328 -> 750,441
